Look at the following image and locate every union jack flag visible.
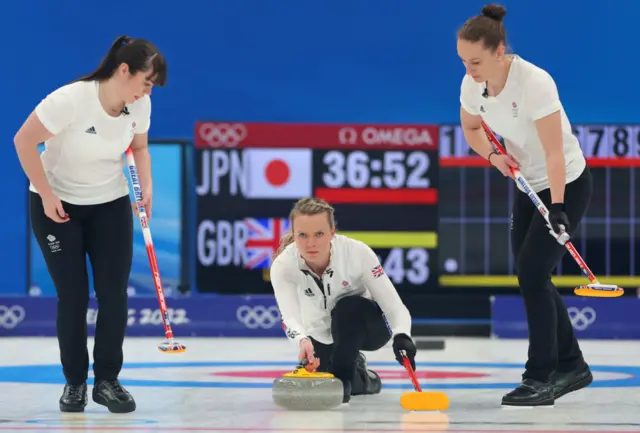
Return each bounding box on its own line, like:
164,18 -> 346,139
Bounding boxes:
371,265 -> 384,279
244,217 -> 290,269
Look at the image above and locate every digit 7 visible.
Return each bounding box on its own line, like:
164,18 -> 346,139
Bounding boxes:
589,127 -> 604,157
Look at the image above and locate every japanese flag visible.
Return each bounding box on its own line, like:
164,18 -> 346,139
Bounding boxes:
245,149 -> 312,199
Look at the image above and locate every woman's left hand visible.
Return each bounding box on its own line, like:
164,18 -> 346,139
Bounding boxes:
133,190 -> 153,220
392,333 -> 417,371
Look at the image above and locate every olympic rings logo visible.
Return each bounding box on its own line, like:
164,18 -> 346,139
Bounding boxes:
338,127 -> 358,145
567,307 -> 596,331
236,305 -> 280,329
0,305 -> 25,329
198,123 -> 247,147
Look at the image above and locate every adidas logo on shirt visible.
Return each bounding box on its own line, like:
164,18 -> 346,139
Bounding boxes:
303,288 -> 314,297
85,126 -> 96,134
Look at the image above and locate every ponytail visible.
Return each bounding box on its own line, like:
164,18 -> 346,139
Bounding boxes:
273,232 -> 294,260
74,35 -> 133,82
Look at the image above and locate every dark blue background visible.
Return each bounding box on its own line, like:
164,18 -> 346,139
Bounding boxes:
1,0 -> 635,293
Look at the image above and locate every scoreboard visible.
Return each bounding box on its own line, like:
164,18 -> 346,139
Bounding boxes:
194,122 -> 439,294
192,121 -> 640,295
440,124 -> 640,159
438,123 -> 640,289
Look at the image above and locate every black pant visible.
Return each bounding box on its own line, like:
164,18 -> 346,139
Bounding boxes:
30,192 -> 133,385
511,166 -> 592,382
310,296 -> 390,393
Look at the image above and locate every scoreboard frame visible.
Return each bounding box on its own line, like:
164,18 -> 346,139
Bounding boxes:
193,122 -> 440,295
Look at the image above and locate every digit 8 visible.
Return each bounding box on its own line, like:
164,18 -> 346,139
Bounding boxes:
613,128 -> 629,157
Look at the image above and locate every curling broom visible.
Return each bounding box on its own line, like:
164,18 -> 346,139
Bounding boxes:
125,147 -> 187,353
399,351 -> 450,411
480,121 -> 623,298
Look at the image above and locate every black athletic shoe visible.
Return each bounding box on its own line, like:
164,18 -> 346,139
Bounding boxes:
342,380 -> 351,403
551,364 -> 593,399
60,383 -> 88,412
365,369 -> 382,394
501,378 -> 554,407
93,379 -> 136,413
356,352 -> 368,369
351,352 -> 382,395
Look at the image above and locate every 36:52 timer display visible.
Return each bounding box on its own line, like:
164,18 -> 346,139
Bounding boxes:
315,150 -> 434,189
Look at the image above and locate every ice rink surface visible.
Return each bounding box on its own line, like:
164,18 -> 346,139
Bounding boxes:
0,336 -> 638,432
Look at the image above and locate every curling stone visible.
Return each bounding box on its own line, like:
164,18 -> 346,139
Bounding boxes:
272,365 -> 344,410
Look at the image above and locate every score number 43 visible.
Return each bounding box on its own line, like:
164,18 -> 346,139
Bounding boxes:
376,248 -> 430,285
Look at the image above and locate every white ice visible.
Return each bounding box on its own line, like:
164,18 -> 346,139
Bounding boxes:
0,337 -> 638,432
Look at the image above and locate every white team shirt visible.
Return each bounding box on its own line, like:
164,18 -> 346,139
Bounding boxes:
30,80 -> 151,205
270,234 -> 412,347
460,55 -> 586,193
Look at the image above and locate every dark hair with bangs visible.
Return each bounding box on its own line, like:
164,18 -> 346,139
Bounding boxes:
75,35 -> 167,86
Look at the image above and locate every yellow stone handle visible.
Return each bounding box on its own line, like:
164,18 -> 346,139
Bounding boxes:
283,368 -> 335,379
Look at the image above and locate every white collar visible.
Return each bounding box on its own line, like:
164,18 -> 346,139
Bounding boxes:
485,54 -> 520,102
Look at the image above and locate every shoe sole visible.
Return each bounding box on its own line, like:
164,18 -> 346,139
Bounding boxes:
501,396 -> 555,408
59,404 -> 86,413
502,403 -> 554,409
93,394 -> 136,414
554,372 -> 593,400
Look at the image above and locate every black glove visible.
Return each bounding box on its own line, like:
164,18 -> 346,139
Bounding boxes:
548,203 -> 570,235
392,333 -> 417,371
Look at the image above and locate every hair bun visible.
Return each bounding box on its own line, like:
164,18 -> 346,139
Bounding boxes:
481,4 -> 507,22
